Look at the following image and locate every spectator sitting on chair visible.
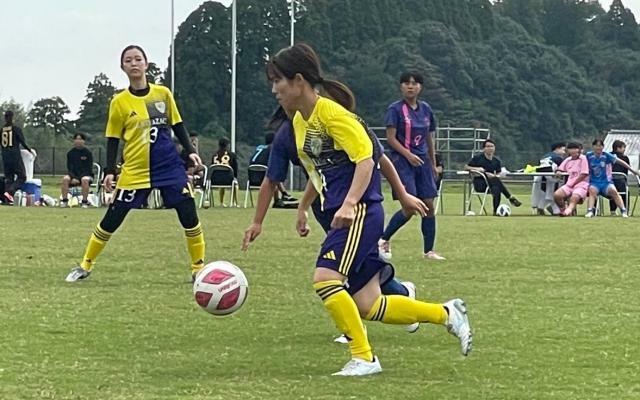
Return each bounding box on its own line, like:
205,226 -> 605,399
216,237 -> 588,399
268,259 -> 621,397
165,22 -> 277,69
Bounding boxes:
1,110 -> 35,205
609,140 -> 631,216
61,133 -> 94,208
584,138 -> 640,218
465,139 -> 521,215
211,137 -> 239,207
552,142 -> 588,216
531,142 -> 566,215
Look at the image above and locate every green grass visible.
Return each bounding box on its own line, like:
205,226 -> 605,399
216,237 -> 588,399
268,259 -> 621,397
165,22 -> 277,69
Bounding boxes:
1,187 -> 639,399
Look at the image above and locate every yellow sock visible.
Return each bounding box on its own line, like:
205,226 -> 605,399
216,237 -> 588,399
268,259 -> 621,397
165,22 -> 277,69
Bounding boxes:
314,280 -> 373,361
80,225 -> 112,271
185,223 -> 205,275
365,295 -> 447,325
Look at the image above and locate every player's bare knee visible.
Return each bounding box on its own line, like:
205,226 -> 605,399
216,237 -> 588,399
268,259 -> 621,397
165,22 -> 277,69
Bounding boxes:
313,267 -> 343,284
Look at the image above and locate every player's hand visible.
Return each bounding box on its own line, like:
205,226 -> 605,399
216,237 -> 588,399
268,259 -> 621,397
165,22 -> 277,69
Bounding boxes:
398,192 -> 428,217
406,153 -> 424,167
296,210 -> 310,237
331,203 -> 356,229
241,223 -> 262,251
189,153 -> 202,166
30,149 -> 37,157
103,174 -> 115,193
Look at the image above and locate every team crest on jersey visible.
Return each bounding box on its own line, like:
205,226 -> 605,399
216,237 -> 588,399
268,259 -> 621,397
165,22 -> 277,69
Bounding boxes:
310,137 -> 323,156
154,101 -> 166,114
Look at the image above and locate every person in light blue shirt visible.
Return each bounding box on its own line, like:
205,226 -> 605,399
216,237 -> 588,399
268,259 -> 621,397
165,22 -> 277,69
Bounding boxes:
584,138 -> 639,218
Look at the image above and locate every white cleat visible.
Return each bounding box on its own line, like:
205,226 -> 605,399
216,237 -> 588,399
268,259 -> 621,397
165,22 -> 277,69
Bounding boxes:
332,357 -> 382,376
585,211 -> 594,218
444,298 -> 472,356
334,334 -> 349,344
65,266 -> 91,282
424,251 -> 446,261
622,211 -> 629,218
377,239 -> 392,263
402,281 -> 420,333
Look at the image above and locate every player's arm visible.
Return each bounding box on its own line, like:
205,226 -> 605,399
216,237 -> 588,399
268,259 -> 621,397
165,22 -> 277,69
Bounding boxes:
464,157 -> 484,173
242,177 -> 279,251
15,127 -> 33,153
379,154 -> 427,217
296,180 -> 318,237
615,158 -> 640,176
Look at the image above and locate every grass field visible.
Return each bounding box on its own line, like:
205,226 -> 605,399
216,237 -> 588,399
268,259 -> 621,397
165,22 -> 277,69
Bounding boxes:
1,183 -> 639,399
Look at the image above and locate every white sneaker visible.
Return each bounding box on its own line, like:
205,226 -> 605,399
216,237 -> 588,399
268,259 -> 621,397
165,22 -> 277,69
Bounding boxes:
424,251 -> 446,261
60,200 -> 69,208
444,298 -> 472,356
622,211 -> 629,218
378,239 -> 392,263
332,357 -> 382,376
585,211 -> 594,218
402,281 -> 420,333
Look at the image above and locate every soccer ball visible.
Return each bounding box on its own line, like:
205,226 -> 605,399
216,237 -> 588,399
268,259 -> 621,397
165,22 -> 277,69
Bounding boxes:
193,261 -> 249,316
496,204 -> 511,217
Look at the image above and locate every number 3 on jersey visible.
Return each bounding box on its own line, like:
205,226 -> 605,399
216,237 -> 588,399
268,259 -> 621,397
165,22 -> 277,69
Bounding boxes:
141,127 -> 159,144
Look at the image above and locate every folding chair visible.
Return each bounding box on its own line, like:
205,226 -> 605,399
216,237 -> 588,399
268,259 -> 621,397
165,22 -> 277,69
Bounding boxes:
68,163 -> 104,207
192,165 -> 208,208
243,164 -> 268,208
204,164 -> 238,207
595,172 -> 629,216
631,175 -> 640,216
466,171 -> 490,216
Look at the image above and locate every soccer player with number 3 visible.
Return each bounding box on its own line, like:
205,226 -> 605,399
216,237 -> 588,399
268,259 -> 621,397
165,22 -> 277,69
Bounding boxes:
66,45 -> 206,283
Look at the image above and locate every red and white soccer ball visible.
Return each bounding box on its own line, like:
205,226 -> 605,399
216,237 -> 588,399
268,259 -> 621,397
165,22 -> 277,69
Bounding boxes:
193,261 -> 249,316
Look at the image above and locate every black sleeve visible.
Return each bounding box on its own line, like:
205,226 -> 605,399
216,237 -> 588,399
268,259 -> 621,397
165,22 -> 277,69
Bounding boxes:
467,154 -> 479,167
15,127 -> 32,152
105,138 -> 120,175
172,122 -> 196,155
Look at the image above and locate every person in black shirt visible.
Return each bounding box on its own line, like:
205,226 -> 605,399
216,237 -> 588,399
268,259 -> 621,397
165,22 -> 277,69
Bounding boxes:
60,133 -> 94,208
1,110 -> 34,204
211,137 -> 239,206
465,139 -> 521,215
610,140 -> 631,215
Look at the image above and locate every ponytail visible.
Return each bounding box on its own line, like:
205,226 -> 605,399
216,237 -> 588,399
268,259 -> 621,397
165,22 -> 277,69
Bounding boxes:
319,79 -> 356,112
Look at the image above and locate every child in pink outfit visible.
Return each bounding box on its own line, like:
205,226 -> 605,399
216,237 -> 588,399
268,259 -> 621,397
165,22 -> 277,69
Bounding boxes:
553,142 -> 589,216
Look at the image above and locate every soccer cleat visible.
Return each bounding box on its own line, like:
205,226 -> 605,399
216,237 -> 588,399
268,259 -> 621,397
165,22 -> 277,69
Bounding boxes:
377,239 -> 392,263
402,281 -> 420,333
424,251 -> 446,261
444,298 -> 472,356
622,211 -> 629,218
81,201 -> 90,209
65,266 -> 91,282
60,199 -> 69,208
334,334 -> 349,344
509,197 -> 522,207
585,210 -> 594,218
332,357 -> 382,376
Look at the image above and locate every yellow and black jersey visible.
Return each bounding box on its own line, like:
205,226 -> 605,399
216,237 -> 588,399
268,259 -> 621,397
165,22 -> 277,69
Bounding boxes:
292,96 -> 382,210
106,84 -> 185,189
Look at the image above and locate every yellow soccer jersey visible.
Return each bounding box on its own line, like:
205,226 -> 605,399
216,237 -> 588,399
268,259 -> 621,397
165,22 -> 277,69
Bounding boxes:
292,96 -> 379,210
106,84 -> 185,189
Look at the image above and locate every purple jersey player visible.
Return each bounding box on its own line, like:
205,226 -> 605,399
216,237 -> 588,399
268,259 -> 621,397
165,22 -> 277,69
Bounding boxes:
379,71 -> 445,261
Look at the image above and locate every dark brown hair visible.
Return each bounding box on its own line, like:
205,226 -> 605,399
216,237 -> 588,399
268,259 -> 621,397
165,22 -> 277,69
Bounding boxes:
266,43 -> 356,112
